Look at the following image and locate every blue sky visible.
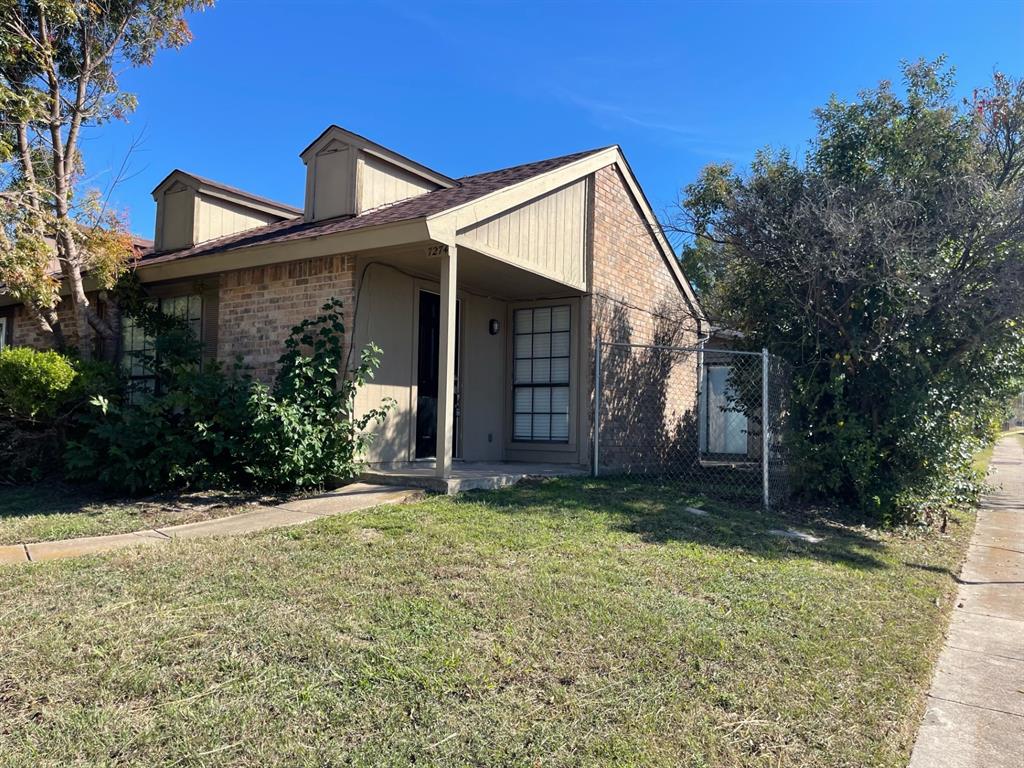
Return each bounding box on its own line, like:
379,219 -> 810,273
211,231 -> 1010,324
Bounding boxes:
82,0 -> 1023,241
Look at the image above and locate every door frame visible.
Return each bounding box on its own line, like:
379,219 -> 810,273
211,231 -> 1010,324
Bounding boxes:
410,285 -> 464,461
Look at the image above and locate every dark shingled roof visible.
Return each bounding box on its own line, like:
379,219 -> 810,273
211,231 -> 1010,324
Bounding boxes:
139,147 -> 610,267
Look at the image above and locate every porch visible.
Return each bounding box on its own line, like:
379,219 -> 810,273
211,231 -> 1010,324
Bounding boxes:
361,461 -> 589,494
350,236 -> 591,482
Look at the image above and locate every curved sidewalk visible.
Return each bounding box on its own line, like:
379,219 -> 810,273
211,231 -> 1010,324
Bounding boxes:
909,435 -> 1024,767
0,483 -> 421,564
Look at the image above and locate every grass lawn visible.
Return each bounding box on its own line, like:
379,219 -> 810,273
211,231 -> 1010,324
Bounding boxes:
0,479 -> 972,767
0,484 -> 261,545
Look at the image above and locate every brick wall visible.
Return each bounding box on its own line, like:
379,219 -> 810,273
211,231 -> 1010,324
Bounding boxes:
217,253 -> 356,382
589,164 -> 701,471
9,301 -> 82,351
590,164 -> 698,346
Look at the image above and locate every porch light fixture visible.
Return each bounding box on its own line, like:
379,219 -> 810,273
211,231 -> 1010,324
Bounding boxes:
488,319 -> 500,336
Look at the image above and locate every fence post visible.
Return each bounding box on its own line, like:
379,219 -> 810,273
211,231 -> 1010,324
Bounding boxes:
761,347 -> 770,510
593,336 -> 601,477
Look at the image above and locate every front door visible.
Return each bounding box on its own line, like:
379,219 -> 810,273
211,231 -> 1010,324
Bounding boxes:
415,290 -> 461,459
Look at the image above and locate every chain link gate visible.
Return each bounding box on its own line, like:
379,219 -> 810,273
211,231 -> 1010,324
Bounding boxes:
593,339 -> 791,509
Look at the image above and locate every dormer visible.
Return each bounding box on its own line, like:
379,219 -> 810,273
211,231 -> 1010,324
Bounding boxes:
300,126 -> 456,222
151,170 -> 300,253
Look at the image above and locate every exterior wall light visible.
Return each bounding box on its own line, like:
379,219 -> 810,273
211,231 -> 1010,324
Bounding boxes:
488,319 -> 500,336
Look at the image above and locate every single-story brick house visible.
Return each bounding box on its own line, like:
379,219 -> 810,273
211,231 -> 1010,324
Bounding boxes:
0,126 -> 708,486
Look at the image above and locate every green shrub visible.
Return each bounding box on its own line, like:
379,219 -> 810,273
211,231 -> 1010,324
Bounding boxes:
66,297 -> 394,494
678,61 -> 1024,523
242,299 -> 395,489
0,347 -> 120,483
0,347 -> 78,419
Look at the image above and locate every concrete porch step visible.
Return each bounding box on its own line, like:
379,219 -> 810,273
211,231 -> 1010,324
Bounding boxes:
360,462 -> 588,494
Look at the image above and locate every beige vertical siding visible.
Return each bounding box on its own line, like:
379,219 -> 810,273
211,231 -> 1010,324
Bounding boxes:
357,153 -> 438,213
351,261 -> 416,464
351,259 -> 508,464
195,196 -> 277,244
459,293 -> 507,461
159,185 -> 195,252
458,179 -> 587,289
311,143 -> 356,220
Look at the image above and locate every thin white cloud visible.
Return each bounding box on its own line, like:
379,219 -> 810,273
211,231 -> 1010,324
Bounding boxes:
551,87 -> 753,164
555,89 -> 706,138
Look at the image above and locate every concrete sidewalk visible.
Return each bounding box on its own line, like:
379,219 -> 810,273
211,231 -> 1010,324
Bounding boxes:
0,483 -> 421,564
909,435 -> 1024,768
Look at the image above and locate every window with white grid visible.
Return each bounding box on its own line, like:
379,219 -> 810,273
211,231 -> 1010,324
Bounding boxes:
513,305 -> 570,443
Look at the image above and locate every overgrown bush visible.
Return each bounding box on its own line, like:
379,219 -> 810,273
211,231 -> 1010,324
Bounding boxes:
677,61 -> 1024,523
0,347 -> 119,482
65,297 -> 393,494
243,300 -> 395,489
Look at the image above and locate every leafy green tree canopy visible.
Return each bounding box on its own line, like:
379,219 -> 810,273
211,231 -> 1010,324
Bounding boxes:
0,0 -> 213,358
677,59 -> 1024,520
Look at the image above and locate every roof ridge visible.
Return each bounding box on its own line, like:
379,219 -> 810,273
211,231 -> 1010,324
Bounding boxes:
455,146 -> 613,182
155,169 -> 303,215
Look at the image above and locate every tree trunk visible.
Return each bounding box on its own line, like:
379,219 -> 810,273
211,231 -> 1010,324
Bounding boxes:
55,224 -> 117,362
36,305 -> 66,350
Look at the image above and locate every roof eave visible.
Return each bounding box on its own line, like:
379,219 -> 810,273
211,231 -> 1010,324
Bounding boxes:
135,217 -> 433,284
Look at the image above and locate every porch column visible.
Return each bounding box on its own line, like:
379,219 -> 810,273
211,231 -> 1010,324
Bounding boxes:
435,244 -> 458,478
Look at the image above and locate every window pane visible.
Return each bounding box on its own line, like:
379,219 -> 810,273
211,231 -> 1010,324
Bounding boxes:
533,387 -> 551,413
511,305 -> 571,443
515,334 -> 532,359
533,358 -> 550,383
164,296 -> 184,317
514,388 -> 532,413
534,307 -> 551,332
551,358 -> 569,383
533,333 -> 551,357
514,309 -> 532,334
514,359 -> 532,383
551,331 -> 570,357
551,305 -> 570,331
551,388 -> 569,414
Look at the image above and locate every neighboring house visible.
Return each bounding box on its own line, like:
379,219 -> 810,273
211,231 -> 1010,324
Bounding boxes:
0,125 -> 705,481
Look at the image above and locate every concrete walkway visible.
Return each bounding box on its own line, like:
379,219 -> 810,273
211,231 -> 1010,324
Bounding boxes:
909,435 -> 1024,768
0,483 -> 421,564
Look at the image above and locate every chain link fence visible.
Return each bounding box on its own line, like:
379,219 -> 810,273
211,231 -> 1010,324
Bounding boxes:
593,339 -> 791,509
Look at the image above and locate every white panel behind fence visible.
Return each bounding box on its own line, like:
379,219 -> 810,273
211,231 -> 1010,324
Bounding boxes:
593,341 -> 791,510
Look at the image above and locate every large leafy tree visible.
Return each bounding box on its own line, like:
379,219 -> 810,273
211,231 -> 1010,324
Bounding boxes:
0,0 -> 212,359
678,59 -> 1024,520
